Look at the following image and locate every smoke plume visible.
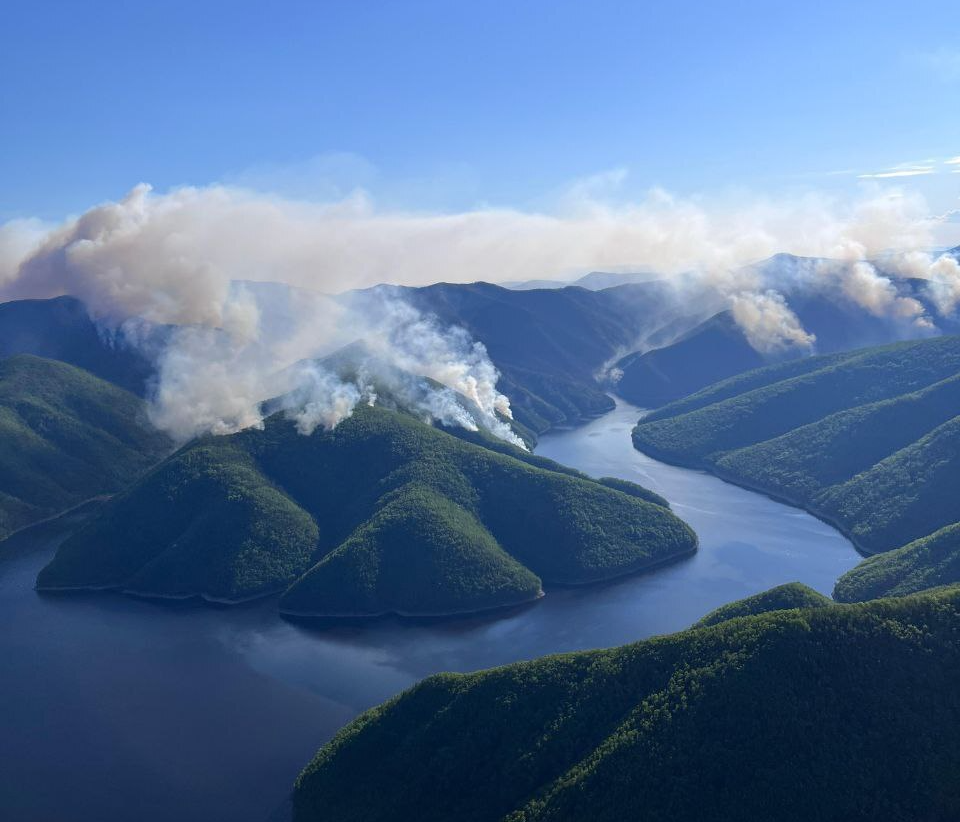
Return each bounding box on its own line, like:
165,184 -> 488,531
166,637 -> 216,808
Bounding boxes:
0,182 -> 957,444
730,291 -> 816,353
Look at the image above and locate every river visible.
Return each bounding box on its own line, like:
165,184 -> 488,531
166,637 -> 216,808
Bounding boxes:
0,399 -> 859,822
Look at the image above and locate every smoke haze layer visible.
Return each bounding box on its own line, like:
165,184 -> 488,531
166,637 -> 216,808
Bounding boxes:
0,182 -> 958,443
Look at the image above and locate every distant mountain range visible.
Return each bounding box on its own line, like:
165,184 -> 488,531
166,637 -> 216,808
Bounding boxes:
613,254 -> 960,407
502,270 -> 662,290
0,283 -> 697,440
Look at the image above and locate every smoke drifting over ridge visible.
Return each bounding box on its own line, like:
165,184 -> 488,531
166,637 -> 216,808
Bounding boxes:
0,182 -> 958,442
146,284 -> 525,447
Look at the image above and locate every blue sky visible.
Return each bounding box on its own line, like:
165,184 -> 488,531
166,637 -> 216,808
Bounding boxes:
3,0 -> 959,220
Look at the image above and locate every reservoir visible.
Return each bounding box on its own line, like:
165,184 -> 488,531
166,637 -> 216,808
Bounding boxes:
0,399 -> 859,822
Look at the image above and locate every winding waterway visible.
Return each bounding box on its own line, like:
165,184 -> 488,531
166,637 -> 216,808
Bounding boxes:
0,399 -> 859,822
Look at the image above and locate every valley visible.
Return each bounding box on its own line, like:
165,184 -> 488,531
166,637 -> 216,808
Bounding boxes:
0,399 -> 860,822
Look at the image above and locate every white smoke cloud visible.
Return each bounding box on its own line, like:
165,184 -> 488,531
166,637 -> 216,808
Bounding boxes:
886,248 -> 960,317
0,181 -> 957,443
360,298 -> 520,444
926,253 -> 960,316
144,280 -> 524,448
842,261 -> 925,320
283,366 -> 370,436
1,182 -> 952,316
730,290 -> 816,353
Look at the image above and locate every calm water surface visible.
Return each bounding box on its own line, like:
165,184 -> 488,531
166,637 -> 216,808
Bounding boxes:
0,399 -> 859,822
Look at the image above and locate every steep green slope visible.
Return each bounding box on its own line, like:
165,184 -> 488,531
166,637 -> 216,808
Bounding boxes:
633,336 -> 960,466
0,355 -> 170,540
280,484 -> 541,616
292,586 -> 960,822
595,476 -> 669,507
710,373 -> 960,507
813,415 -> 960,551
632,336 -> 960,556
40,404 -> 696,613
835,523 -> 960,602
694,582 -> 831,627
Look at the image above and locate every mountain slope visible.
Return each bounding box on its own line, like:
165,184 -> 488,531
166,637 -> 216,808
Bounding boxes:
614,311 -> 765,407
39,404 -> 696,613
835,523 -> 960,602
0,355 -> 171,540
632,335 -> 960,592
291,585 -> 960,822
613,256 -> 960,408
0,296 -> 156,394
693,581 -> 831,627
361,281 -> 693,433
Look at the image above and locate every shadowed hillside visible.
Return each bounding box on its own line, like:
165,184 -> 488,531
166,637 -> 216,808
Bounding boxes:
291,585 -> 960,822
358,281 -> 695,433
0,296 -> 158,395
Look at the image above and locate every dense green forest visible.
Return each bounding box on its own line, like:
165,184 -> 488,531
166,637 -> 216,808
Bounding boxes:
632,336 -> 960,593
835,523 -> 960,602
693,581 -> 831,627
0,355 -> 170,540
292,585 -> 960,822
39,404 -> 696,614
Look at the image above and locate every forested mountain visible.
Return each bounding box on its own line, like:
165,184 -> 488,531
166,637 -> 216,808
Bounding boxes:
291,585 -> 960,822
693,581 -> 831,627
357,281 -> 696,433
0,296 -> 157,395
0,355 -> 170,540
38,404 -> 696,613
632,335 -> 960,595
0,284 -> 699,439
835,523 -> 960,602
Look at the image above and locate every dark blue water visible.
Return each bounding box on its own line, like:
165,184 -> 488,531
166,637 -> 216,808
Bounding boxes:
0,399 -> 859,821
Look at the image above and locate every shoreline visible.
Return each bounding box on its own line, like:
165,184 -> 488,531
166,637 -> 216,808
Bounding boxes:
0,495 -> 111,545
630,432 -> 873,560
37,542 -> 699,621
35,580 -> 286,606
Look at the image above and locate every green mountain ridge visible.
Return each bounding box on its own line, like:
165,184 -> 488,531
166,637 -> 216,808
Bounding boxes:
632,335 -> 960,598
693,581 -> 831,627
38,404 -> 696,615
835,523 -> 960,602
291,585 -> 960,822
0,355 -> 171,541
